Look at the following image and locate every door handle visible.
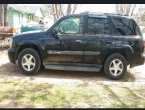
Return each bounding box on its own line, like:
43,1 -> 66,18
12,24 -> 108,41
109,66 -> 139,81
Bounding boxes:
75,40 -> 82,43
106,41 -> 112,44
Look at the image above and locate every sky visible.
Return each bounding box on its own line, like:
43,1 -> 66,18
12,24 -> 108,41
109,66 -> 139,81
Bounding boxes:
21,4 -> 143,14
75,4 -> 116,14
15,4 -> 144,15
74,4 -> 144,14
21,4 -> 116,13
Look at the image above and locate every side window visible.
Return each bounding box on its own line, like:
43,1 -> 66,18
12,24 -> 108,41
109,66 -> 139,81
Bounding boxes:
87,17 -> 110,35
112,17 -> 142,36
55,17 -> 83,35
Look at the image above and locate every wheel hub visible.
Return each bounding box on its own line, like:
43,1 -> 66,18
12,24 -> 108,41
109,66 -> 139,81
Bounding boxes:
109,59 -> 123,76
21,54 -> 36,71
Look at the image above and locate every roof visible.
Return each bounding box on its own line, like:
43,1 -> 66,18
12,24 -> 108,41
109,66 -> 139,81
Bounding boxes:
9,4 -> 42,15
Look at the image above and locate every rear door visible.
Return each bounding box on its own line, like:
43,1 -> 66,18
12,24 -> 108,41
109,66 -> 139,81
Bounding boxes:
83,15 -> 116,65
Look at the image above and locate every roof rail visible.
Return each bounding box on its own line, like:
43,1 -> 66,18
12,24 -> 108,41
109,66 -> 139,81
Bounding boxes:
104,13 -> 128,16
80,11 -> 104,15
80,11 -> 129,16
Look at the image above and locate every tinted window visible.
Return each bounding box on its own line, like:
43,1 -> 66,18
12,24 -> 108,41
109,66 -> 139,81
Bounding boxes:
55,17 -> 83,35
87,17 -> 110,35
112,17 -> 142,36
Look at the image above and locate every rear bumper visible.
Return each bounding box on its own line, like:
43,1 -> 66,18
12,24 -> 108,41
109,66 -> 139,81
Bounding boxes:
130,53 -> 145,68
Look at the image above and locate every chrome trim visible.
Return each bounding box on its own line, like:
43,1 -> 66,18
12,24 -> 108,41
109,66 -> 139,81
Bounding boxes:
47,50 -> 100,55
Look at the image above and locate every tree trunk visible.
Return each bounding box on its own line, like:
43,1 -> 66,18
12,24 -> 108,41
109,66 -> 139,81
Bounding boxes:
129,4 -> 136,16
43,4 -> 80,23
4,4 -> 8,26
0,4 -> 4,26
59,5 -> 64,16
55,4 -> 58,19
66,4 -> 72,15
52,5 -> 57,22
116,4 -> 134,16
125,4 -> 132,15
72,4 -> 77,14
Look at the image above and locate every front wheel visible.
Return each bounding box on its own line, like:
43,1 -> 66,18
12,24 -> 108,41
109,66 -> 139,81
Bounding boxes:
104,53 -> 127,80
18,48 -> 41,75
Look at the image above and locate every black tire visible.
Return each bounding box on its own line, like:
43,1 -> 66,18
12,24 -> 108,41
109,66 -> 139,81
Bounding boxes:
18,48 -> 41,75
104,53 -> 127,80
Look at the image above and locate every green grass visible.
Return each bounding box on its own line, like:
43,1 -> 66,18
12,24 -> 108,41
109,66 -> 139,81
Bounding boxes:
0,80 -> 145,108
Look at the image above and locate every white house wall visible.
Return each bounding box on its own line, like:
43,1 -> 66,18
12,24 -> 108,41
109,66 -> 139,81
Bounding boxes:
22,14 -> 28,26
13,12 -> 21,28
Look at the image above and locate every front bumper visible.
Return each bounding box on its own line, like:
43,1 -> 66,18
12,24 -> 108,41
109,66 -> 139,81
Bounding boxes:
7,48 -> 17,64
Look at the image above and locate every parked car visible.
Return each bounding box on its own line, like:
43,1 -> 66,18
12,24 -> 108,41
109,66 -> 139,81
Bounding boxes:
21,21 -> 48,32
8,12 -> 145,80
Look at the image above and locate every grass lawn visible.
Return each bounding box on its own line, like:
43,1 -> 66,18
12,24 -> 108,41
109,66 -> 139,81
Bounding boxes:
0,79 -> 145,108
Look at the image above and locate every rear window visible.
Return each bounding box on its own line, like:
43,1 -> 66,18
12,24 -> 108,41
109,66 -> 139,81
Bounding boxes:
112,17 -> 142,36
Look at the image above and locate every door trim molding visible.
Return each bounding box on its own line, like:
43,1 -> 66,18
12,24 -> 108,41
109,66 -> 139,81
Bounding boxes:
47,50 -> 83,55
84,51 -> 100,55
47,50 -> 100,56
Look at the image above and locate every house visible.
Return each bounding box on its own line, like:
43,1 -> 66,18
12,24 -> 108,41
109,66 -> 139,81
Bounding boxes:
8,4 -> 43,33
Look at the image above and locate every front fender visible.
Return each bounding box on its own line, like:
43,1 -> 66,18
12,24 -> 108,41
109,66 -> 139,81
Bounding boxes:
16,40 -> 47,60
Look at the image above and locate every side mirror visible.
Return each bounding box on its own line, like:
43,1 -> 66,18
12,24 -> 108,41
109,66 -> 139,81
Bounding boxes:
51,29 -> 59,39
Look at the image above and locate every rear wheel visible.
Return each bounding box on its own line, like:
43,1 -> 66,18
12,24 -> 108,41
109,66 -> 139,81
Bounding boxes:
104,53 -> 127,80
18,48 -> 41,75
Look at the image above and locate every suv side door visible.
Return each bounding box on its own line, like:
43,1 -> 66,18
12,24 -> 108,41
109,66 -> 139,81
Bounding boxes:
83,15 -> 116,65
43,15 -> 85,64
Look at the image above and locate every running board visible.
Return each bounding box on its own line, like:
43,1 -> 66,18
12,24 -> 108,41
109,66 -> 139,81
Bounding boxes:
44,63 -> 101,72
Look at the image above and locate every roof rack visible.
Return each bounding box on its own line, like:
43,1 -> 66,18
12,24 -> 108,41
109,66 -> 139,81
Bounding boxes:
80,11 -> 129,16
80,11 -> 104,15
104,13 -> 128,16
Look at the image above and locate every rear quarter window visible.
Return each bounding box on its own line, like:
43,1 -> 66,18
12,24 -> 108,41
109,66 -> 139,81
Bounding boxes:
112,17 -> 142,36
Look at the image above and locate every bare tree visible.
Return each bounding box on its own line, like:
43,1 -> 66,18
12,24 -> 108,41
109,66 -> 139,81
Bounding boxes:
52,4 -> 64,22
135,9 -> 145,26
66,4 -> 80,15
66,4 -> 72,15
0,4 -> 4,26
72,4 -> 78,14
129,4 -> 136,16
116,4 -> 136,16
41,4 -> 81,22
0,4 -> 8,26
4,4 -> 8,26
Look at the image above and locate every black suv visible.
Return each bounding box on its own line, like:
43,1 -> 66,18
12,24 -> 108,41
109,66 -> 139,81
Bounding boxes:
8,12 -> 145,80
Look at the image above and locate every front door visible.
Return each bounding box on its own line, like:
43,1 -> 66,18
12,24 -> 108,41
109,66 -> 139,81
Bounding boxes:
45,16 -> 85,64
